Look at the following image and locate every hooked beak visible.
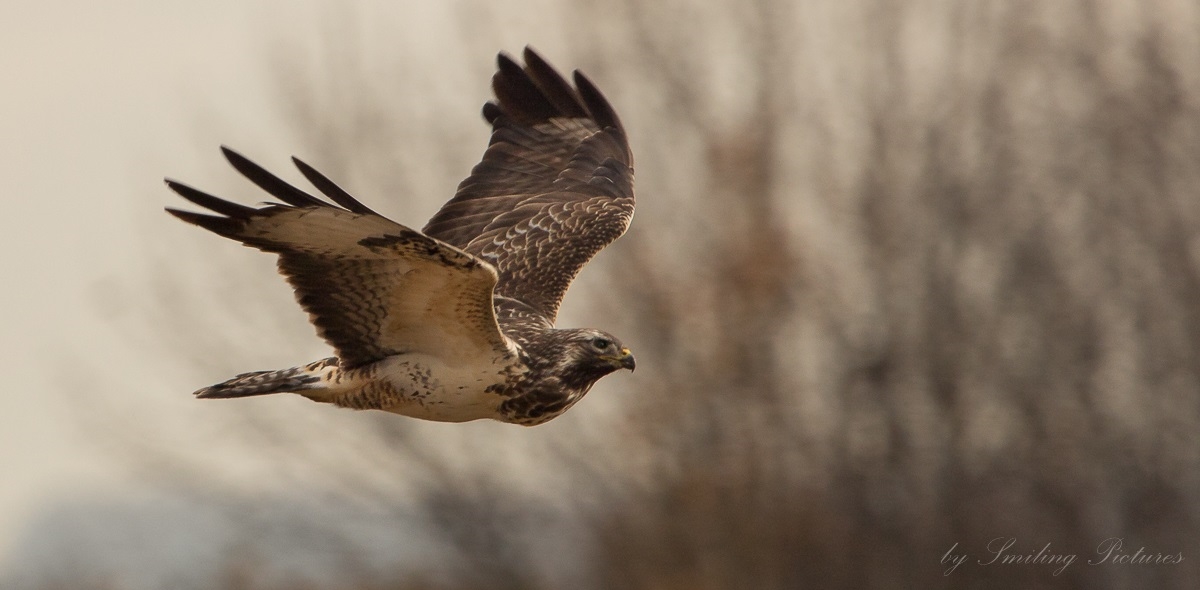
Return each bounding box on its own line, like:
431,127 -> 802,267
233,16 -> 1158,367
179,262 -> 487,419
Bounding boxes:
617,347 -> 636,372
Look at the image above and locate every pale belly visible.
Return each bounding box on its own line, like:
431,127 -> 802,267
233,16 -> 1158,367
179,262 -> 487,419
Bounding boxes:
343,354 -> 519,423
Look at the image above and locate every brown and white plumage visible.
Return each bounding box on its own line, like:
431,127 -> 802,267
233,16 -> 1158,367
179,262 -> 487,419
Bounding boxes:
166,47 -> 635,425
425,49 -> 634,323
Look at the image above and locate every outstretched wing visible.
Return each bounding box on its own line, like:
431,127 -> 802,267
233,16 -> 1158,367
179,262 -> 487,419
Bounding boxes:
166,147 -> 511,369
422,47 -> 634,324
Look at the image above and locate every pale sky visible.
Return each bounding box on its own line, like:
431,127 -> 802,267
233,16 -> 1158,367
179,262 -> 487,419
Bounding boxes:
0,0 -> 291,557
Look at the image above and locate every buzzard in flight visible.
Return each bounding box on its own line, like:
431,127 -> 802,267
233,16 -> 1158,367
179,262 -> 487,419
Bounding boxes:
166,48 -> 635,426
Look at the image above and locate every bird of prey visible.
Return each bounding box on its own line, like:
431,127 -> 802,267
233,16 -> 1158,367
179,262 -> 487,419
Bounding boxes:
165,48 -> 635,426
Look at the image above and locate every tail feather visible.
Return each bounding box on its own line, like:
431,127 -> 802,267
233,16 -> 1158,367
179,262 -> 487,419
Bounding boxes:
195,358 -> 338,399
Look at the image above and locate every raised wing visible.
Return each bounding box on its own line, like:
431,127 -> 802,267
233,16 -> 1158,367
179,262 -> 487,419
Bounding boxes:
423,47 -> 634,324
166,147 -> 510,369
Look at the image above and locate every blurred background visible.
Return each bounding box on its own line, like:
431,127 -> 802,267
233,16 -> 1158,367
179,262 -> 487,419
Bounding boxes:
2,0 -> 1198,588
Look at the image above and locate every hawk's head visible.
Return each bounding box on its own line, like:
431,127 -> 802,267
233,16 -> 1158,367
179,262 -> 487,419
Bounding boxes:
540,328 -> 635,389
500,327 -> 635,425
571,328 -> 636,373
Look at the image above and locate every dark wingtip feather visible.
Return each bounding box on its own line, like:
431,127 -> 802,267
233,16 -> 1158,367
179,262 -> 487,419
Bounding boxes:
221,146 -> 327,209
521,47 -> 587,118
573,70 -> 622,131
482,102 -> 502,123
496,51 -> 521,74
491,49 -> 619,131
164,207 -> 243,237
165,179 -> 257,218
492,51 -> 558,123
291,156 -> 379,216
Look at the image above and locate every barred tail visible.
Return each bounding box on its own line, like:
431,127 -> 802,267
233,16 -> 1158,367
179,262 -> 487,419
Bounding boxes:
195,358 -> 339,399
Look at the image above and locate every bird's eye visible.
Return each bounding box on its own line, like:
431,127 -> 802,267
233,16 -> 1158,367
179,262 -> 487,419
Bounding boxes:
591,337 -> 611,351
